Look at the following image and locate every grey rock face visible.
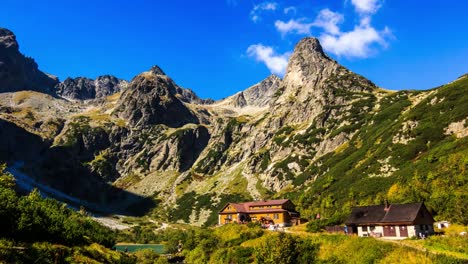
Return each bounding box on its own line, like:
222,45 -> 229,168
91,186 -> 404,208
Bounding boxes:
271,37 -> 376,125
0,28 -> 18,50
0,27 -> 59,93
217,74 -> 281,108
281,37 -> 341,102
55,77 -> 95,100
113,67 -> 199,128
55,75 -> 127,100
175,86 -> 214,104
231,92 -> 248,108
147,126 -> 210,172
243,75 -> 281,107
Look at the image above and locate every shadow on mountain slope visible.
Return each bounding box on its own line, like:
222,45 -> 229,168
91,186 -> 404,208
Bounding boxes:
0,119 -> 156,216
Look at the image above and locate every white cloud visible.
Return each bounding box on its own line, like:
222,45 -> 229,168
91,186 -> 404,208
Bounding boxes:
312,8 -> 344,35
273,5 -> 390,58
250,2 -> 278,22
351,0 -> 382,14
284,6 -> 297,15
319,24 -> 389,58
247,44 -> 290,75
313,6 -> 390,58
274,19 -> 313,36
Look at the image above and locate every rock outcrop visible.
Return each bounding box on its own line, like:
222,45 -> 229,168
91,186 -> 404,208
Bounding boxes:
113,66 -> 199,128
242,74 -> 281,107
175,86 -> 214,104
55,75 -> 128,100
273,37 -> 376,124
213,74 -> 281,112
0,28 -> 58,93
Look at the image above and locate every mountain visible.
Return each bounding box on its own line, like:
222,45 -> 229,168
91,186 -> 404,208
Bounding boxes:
0,28 -> 58,93
113,65 -> 200,128
217,74 -> 281,108
0,28 -> 466,226
55,75 -> 128,100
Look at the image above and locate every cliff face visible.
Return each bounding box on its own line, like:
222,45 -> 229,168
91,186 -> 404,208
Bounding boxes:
0,27 -> 466,226
0,28 -> 58,93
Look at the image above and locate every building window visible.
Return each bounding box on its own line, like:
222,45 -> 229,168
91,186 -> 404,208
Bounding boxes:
273,214 -> 279,219
227,215 -> 232,220
228,206 -> 231,210
362,226 -> 368,232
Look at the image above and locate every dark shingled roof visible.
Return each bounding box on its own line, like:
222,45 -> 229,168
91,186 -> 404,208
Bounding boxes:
346,202 -> 432,225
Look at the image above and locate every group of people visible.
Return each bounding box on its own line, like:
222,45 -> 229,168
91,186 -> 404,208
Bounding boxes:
263,223 -> 283,231
418,231 -> 429,239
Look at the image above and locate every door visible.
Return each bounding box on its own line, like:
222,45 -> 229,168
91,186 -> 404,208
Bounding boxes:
383,226 -> 396,237
399,226 -> 408,237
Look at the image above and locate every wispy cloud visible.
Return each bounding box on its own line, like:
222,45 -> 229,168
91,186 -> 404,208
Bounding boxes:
247,44 -> 290,75
283,6 -> 297,15
312,8 -> 344,35
250,2 -> 278,22
314,5 -> 390,58
274,19 -> 313,36
351,0 -> 383,14
275,9 -> 343,37
320,25 -> 390,58
273,2 -> 390,58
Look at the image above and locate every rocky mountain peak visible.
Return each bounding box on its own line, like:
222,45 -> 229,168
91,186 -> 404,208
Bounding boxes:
55,75 -> 127,100
282,37 -> 339,91
242,74 -> 281,107
0,27 -> 58,93
213,74 -> 281,110
0,28 -> 19,50
277,37 -> 341,104
113,69 -> 199,127
294,37 -> 329,59
149,65 -> 166,75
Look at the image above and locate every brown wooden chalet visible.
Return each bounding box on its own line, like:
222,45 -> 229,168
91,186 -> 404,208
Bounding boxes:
345,201 -> 434,239
218,199 -> 300,227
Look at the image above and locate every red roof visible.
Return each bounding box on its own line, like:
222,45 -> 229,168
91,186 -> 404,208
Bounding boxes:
220,199 -> 292,214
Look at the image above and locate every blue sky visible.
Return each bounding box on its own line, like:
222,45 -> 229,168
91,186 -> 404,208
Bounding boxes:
1,0 -> 467,99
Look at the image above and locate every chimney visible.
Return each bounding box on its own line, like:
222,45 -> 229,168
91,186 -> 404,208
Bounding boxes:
384,199 -> 389,211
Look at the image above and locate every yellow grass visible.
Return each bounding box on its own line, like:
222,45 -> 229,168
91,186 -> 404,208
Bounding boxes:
105,92 -> 122,102
377,247 -> 433,264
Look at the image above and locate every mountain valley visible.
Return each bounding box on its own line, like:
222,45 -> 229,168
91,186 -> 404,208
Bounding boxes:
0,27 -> 466,228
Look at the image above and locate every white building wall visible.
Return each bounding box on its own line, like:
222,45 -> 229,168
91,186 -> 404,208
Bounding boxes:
357,225 -> 384,237
355,224 -> 434,239
357,226 -> 365,236
357,225 -> 418,239
407,225 -> 417,237
373,226 -> 384,237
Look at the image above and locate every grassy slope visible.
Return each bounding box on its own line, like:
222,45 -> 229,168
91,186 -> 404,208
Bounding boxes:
155,223 -> 467,264
168,76 -> 467,227
284,76 -> 468,224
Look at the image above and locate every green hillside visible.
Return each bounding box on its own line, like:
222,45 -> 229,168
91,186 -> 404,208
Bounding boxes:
288,75 -> 468,225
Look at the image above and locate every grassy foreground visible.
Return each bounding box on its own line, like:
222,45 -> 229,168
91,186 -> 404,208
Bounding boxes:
149,223 -> 467,264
